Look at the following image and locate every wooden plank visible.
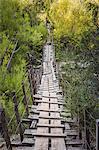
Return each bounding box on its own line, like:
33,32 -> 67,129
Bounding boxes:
39,111 -> 49,117
43,96 -> 58,99
24,129 -> 37,135
28,115 -> 39,120
21,119 -> 32,123
37,109 -> 60,112
62,118 -> 75,123
51,128 -> 63,135
11,142 -> 34,147
38,119 -> 49,125
33,100 -> 64,105
22,138 -> 35,146
50,112 -> 60,117
29,110 -> 39,115
37,124 -> 64,128
67,147 -> 82,150
39,116 -> 62,120
34,138 -> 48,150
51,138 -> 66,150
11,138 -> 35,147
65,140 -> 82,146
33,133 -> 66,138
16,147 -> 35,150
50,103 -> 58,111
33,94 -> 42,99
66,132 -> 78,137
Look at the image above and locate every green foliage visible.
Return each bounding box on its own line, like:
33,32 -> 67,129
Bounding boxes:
0,0 -> 47,133
50,0 -> 99,140
0,33 -> 9,58
0,0 -> 21,35
49,0 -> 96,47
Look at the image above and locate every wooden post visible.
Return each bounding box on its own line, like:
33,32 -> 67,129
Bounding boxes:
13,92 -> 23,142
34,70 -> 37,94
78,118 -> 82,139
22,81 -> 29,116
84,108 -> 87,149
78,105 -> 82,140
84,108 -> 90,149
28,68 -> 34,103
39,66 -> 42,84
33,69 -> 37,94
86,109 -> 90,150
40,66 -> 42,83
96,119 -> 99,150
0,106 -> 12,150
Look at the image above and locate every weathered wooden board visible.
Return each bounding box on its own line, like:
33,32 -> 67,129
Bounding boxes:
51,138 -> 66,150
34,138 -> 48,150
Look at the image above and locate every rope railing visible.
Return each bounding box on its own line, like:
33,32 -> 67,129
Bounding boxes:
7,114 -> 16,127
7,65 -> 41,128
14,95 -> 31,135
0,64 -> 43,150
14,109 -> 26,135
6,75 -> 30,126
7,83 -> 30,128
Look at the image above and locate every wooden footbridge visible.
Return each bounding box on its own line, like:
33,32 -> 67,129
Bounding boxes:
0,40 -> 89,149
33,42 -> 66,150
13,41 -> 85,150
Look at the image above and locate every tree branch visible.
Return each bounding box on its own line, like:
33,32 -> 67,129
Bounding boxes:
7,40 -> 18,71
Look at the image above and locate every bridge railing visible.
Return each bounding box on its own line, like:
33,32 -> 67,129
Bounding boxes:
0,64 -> 43,149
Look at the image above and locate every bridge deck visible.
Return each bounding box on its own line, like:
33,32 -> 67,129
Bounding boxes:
33,43 -> 66,150
19,41 -> 83,150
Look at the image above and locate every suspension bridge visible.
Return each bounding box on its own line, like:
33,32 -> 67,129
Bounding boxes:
0,36 -> 98,149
